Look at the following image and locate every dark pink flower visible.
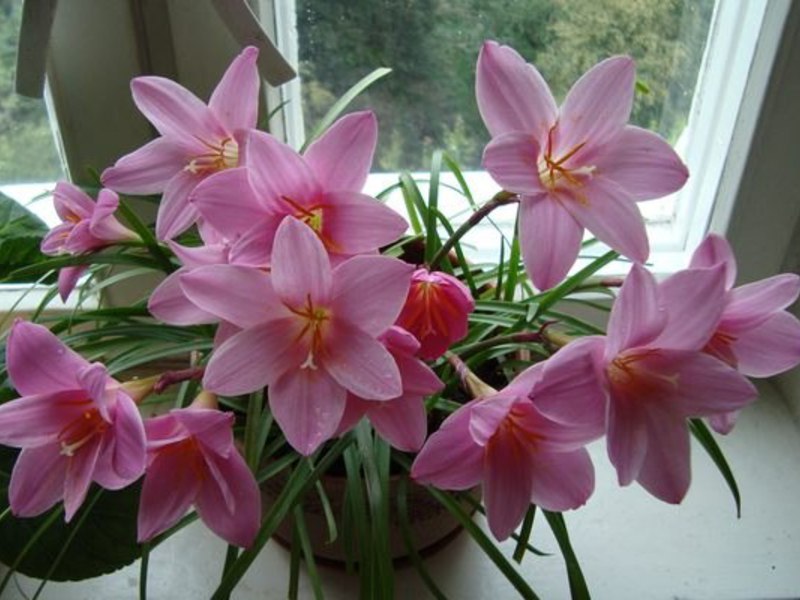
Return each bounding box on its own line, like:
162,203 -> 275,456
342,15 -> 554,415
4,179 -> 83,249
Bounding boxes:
0,321 -> 146,521
137,397 -> 260,547
335,326 -> 444,451
412,342 -> 605,540
396,269 -> 475,360
102,47 -> 260,240
40,182 -> 138,300
477,41 -> 688,290
190,112 -> 407,261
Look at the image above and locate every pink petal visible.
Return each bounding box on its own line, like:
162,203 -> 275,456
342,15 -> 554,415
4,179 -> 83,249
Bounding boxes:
530,338 -> 607,432
77,362 -> 111,421
40,223 -> 72,255
58,266 -> 87,302
322,320 -> 402,400
180,265 -> 282,328
410,401 -> 484,490
53,182 -> 94,220
131,76 -> 223,146
89,189 -> 134,242
269,368 -> 346,455
392,351 -> 443,396
322,192 -> 408,255
271,217 -> 332,307
519,192 -> 583,291
722,274 -> 800,331
730,311 -> 800,378
636,410 -> 691,503
101,137 -> 186,194
168,240 -> 228,268
195,448 -> 260,547
63,221 -> 100,254
148,269 -> 219,326
476,41 -> 557,139
0,391 -> 88,447
209,46 -> 260,133
173,408 -> 235,457
654,265 -> 726,350
689,234 -> 737,289
708,411 -> 740,435
482,132 -> 544,195
367,394 -> 428,452
502,398 -> 601,453
9,445 -> 67,518
105,393 -> 147,484
227,220 -> 279,267
243,130 -> 321,206
606,264 -> 665,357
561,177 -> 648,264
331,255 -> 413,335
557,56 -> 635,153
596,126 -> 688,201
529,449 -> 594,511
156,169 -> 202,240
203,318 -> 307,395
137,445 -> 201,542
483,430 -> 533,541
468,394 -> 516,446
607,392 -> 648,486
304,111 -> 377,191
333,396 -> 369,437
63,436 -> 102,521
190,167 -> 269,240
7,321 -> 88,395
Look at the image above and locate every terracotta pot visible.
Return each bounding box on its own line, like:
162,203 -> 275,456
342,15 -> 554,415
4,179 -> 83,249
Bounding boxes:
261,468 -> 479,566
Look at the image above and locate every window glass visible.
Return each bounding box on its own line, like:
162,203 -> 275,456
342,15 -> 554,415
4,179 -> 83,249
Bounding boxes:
295,0 -> 714,172
0,0 -> 63,227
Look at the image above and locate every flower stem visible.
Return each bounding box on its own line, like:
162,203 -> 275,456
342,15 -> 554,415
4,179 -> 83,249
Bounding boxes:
459,330 -> 545,357
428,191 -> 518,269
153,366 -> 206,394
444,351 -> 497,398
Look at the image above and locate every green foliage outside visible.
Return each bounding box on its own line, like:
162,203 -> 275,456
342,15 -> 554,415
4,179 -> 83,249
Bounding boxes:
0,0 -> 62,182
297,0 -> 714,171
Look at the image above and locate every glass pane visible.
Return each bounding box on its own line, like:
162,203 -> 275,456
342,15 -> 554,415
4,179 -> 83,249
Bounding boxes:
296,0 -> 714,172
1,0 -> 63,226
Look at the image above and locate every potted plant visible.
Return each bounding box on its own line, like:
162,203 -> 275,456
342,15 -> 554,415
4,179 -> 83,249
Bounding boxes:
0,40 -> 798,600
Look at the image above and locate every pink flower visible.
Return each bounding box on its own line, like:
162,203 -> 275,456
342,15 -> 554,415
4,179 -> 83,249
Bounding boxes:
101,46 -> 260,240
412,342 -> 605,540
396,269 -> 475,360
137,397 -> 260,547
335,326 -> 444,451
0,321 -> 146,521
573,264 -> 757,503
178,217 -> 414,455
678,234 -> 800,433
40,182 -> 139,300
476,41 -> 688,290
190,111 -> 408,261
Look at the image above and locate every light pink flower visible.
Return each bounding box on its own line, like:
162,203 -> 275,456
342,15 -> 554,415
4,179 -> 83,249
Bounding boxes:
335,326 -> 444,451
179,217 -> 414,455
396,269 -> 475,360
40,182 -> 139,300
190,111 -> 408,261
476,41 -> 689,290
412,342 -> 605,540
137,400 -> 260,547
101,46 -> 260,240
0,321 -> 146,521
571,264 -> 757,503
676,234 -> 800,433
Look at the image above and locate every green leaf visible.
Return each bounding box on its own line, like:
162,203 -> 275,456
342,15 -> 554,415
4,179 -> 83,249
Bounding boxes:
689,418 -> 741,517
543,511 -> 590,600
513,505 -> 537,563
293,505 -> 324,600
300,67 -> 392,152
425,150 -> 443,264
534,250 -> 620,317
0,447 -> 143,582
0,191 -> 51,282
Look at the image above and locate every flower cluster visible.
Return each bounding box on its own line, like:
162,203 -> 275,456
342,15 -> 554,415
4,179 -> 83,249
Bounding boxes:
1,40 -> 799,596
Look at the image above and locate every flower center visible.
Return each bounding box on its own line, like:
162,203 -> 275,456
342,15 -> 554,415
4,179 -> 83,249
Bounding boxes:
606,349 -> 679,400
280,196 -> 337,252
58,405 -> 108,457
184,137 -> 239,175
703,330 -> 738,368
538,126 -> 595,199
290,294 -> 331,370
